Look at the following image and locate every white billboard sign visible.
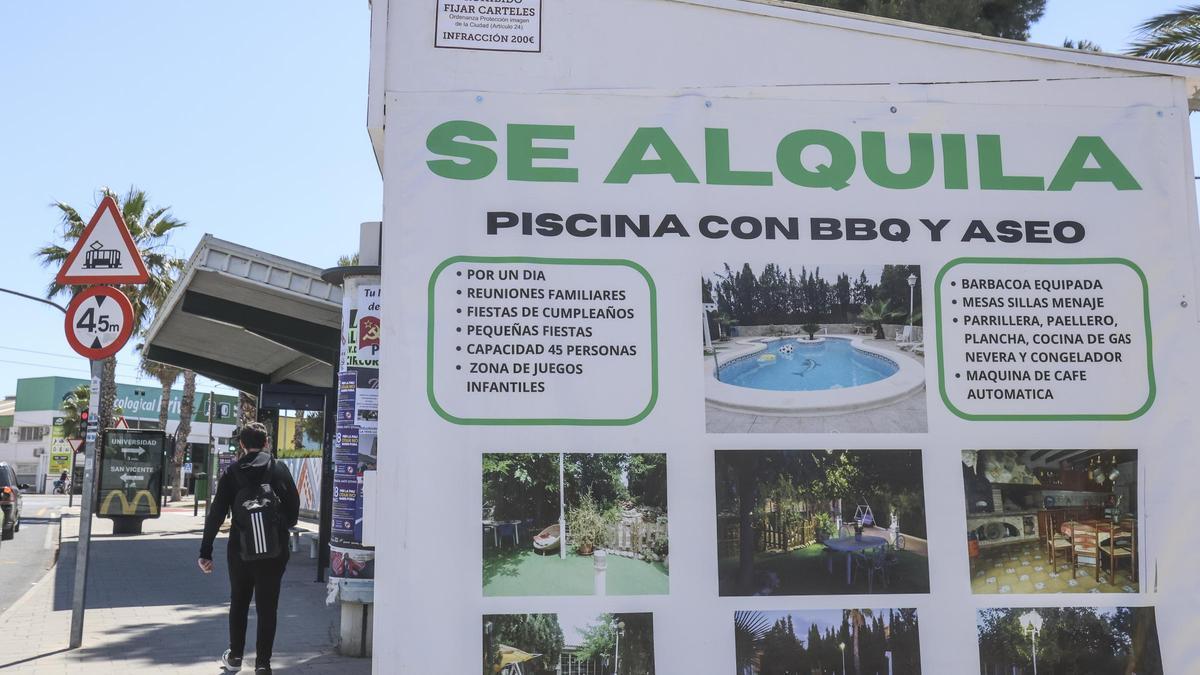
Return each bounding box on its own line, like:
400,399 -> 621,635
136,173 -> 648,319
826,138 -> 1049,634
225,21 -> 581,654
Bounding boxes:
379,84 -> 1200,674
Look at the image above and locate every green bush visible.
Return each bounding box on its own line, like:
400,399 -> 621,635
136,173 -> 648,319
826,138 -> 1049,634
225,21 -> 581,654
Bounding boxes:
800,322 -> 821,340
567,492 -> 614,554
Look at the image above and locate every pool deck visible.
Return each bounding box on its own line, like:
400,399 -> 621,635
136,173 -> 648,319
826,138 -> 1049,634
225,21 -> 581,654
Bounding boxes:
706,337 -> 928,433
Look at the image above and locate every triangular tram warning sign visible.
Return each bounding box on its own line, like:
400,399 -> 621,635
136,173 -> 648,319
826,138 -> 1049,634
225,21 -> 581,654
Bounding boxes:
56,195 -> 150,285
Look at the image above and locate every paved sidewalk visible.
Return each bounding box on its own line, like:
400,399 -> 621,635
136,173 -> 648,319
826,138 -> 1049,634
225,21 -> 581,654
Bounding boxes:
0,506 -> 370,673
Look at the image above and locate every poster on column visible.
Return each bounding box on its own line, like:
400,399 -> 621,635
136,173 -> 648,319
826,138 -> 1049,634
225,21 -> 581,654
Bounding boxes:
378,75 -> 1200,673
331,278 -> 380,579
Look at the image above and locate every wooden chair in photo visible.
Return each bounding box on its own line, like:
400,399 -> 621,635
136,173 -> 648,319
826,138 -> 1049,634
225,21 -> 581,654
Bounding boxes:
1045,513 -> 1071,569
1070,522 -> 1099,581
1102,518 -> 1136,584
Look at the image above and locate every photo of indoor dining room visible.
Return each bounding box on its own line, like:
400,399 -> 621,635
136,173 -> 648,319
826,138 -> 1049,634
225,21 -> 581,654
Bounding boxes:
962,449 -> 1138,595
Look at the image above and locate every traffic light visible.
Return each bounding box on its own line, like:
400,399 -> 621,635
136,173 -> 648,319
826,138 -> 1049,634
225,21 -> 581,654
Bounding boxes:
78,410 -> 89,439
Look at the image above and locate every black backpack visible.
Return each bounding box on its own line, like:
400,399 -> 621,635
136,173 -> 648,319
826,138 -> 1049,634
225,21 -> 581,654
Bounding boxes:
230,460 -> 284,561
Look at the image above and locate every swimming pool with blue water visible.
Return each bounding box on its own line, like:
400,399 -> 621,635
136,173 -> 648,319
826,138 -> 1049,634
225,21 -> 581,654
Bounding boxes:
717,338 -> 898,392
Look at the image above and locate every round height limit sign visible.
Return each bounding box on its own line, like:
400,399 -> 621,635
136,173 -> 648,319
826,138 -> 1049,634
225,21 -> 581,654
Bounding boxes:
64,286 -> 134,361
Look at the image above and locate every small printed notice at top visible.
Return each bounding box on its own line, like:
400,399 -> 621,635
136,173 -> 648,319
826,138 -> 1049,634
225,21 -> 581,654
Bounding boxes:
435,0 -> 542,53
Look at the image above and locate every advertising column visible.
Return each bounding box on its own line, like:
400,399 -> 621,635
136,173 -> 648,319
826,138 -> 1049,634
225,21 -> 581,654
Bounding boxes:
330,275 -> 380,578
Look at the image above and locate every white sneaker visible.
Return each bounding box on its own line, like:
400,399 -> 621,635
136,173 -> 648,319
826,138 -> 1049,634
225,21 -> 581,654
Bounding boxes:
220,649 -> 243,672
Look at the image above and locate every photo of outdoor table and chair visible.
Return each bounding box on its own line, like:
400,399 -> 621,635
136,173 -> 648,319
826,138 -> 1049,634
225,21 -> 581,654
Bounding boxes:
715,449 -> 929,596
482,452 -> 669,597
962,449 -> 1139,595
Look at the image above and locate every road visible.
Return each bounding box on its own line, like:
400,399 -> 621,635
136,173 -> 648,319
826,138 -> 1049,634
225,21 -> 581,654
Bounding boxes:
0,494 -> 62,615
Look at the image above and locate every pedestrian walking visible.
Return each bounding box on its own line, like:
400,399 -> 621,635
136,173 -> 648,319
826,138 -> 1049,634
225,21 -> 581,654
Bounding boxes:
198,422 -> 300,674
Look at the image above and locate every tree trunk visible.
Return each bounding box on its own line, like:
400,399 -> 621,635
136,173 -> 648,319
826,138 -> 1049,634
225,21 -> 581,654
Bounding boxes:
736,458 -> 759,593
172,371 -> 197,501
98,356 -> 118,432
157,377 -> 172,431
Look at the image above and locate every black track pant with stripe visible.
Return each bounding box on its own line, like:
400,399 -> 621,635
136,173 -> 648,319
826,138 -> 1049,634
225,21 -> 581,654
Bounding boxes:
227,545 -> 289,668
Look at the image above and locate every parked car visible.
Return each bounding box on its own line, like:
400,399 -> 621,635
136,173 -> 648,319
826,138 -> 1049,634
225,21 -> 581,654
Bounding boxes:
0,462 -> 27,540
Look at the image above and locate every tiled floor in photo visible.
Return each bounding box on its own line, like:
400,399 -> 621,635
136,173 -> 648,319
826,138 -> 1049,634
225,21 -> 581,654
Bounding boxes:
970,541 -> 1138,594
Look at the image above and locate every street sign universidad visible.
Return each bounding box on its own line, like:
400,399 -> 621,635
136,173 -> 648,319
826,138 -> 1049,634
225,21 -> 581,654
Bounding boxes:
97,429 -> 166,519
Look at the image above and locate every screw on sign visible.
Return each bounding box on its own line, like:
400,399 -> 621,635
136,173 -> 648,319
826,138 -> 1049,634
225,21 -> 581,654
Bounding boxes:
63,286 -> 134,360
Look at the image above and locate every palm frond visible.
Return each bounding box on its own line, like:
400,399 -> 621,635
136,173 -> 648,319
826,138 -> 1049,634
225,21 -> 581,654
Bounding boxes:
51,201 -> 85,234
1134,4 -> 1200,33
1129,7 -> 1200,62
34,244 -> 69,266
1129,26 -> 1200,62
121,187 -> 148,227
734,610 -> 772,670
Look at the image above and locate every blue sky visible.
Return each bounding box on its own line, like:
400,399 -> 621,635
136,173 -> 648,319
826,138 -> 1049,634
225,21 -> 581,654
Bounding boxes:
0,1 -> 1193,397
0,3 -> 378,396
750,609 -> 902,644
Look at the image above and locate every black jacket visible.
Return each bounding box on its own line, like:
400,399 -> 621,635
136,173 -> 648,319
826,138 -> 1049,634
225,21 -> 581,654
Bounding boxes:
199,451 -> 300,560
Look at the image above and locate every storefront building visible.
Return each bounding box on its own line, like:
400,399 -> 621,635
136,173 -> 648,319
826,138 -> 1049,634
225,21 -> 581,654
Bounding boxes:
0,376 -> 238,491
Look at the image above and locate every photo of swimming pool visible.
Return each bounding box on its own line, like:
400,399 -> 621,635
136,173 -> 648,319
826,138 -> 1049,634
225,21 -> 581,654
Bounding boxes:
717,337 -> 898,392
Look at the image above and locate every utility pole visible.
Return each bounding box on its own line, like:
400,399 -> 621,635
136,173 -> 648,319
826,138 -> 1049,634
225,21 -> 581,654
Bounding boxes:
69,361 -> 101,648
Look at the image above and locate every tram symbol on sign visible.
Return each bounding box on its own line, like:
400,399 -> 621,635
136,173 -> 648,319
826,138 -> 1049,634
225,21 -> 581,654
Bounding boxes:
82,241 -> 122,270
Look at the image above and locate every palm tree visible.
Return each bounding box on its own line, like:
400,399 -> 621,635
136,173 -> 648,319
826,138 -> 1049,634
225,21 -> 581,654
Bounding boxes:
35,187 -> 186,433
60,384 -> 90,439
843,609 -> 874,675
172,370 -> 197,501
733,611 -> 772,675
1063,38 -> 1102,52
1129,6 -> 1200,63
856,299 -> 902,339
138,354 -> 181,431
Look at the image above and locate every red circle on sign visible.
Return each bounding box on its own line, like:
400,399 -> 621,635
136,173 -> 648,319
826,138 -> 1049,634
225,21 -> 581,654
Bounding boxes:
64,286 -> 135,360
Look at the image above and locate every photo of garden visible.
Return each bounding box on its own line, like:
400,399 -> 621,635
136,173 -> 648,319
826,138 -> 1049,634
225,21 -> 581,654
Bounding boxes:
702,263 -> 926,434
735,608 -> 921,674
715,449 -> 929,596
483,453 -> 668,597
976,606 -> 1162,674
483,611 -> 656,674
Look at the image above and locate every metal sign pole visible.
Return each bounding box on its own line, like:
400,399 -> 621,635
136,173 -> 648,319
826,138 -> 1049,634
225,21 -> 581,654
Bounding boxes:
69,360 -> 102,648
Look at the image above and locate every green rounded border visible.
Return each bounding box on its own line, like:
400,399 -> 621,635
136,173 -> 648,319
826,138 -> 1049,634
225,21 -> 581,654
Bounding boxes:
935,257 -> 1155,421
427,255 -> 658,426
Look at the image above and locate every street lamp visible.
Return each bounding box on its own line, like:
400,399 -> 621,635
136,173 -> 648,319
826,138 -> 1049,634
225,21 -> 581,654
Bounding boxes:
1018,610 -> 1043,675
906,273 -> 918,329
839,641 -> 846,675
610,619 -> 626,674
